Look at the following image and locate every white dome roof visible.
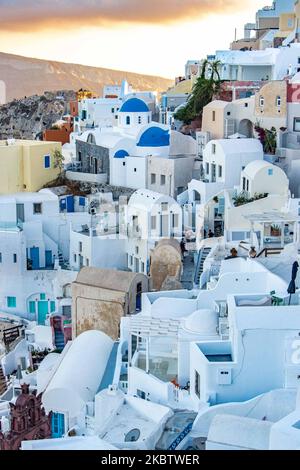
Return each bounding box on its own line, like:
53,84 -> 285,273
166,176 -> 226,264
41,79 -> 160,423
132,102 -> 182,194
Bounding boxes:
184,309 -> 218,334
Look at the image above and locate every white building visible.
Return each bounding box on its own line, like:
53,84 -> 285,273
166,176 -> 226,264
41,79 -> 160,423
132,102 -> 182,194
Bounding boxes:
69,96 -> 196,192
0,190 -> 90,323
240,160 -> 289,197
38,329 -> 172,447
125,189 -> 182,275
214,44 -> 300,81
116,256 -> 290,413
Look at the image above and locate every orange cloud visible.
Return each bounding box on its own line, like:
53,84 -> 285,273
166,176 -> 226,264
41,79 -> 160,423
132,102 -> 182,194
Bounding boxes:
0,0 -> 249,31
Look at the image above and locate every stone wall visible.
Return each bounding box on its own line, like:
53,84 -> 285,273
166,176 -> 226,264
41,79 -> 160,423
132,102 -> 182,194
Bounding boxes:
76,140 -> 110,182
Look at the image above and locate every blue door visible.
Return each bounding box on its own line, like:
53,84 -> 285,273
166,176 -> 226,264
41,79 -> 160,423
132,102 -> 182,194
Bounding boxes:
52,413 -> 65,438
66,196 -> 74,213
45,250 -> 53,268
30,247 -> 40,270
37,301 -> 48,325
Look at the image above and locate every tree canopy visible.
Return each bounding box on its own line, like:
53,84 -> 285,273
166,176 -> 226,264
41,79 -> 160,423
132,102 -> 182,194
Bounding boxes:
174,60 -> 222,124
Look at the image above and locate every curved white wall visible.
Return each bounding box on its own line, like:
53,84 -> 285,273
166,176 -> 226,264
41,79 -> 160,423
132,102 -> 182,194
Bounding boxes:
42,330 -> 113,417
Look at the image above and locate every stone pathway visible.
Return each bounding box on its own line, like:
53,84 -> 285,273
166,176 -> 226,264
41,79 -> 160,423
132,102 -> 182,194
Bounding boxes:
181,248 -> 196,291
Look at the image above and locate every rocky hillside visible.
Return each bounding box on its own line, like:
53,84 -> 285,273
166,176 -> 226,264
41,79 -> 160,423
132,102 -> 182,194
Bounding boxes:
0,51 -> 172,102
0,90 -> 75,140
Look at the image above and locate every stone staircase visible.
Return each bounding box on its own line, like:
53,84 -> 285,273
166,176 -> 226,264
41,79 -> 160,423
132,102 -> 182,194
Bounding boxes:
194,247 -> 211,287
58,251 -> 70,270
54,330 -> 65,352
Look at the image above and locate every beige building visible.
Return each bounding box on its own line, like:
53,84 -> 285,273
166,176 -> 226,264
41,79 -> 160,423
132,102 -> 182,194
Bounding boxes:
149,239 -> 182,291
72,267 -> 148,340
0,139 -> 61,194
255,80 -> 287,129
202,98 -> 255,140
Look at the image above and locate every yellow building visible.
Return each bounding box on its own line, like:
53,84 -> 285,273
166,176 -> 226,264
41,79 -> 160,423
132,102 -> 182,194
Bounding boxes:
0,139 -> 61,194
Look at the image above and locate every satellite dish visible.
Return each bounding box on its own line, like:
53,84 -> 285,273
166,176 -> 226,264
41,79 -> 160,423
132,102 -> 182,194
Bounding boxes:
124,428 -> 141,442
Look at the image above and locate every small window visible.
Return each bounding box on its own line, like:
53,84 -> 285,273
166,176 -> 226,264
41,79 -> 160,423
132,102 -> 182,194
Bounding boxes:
111,108 -> 115,113
74,254 -> 77,263
246,179 -> 249,191
134,168 -> 137,173
40,293 -> 46,300
79,242 -> 83,252
50,301 -> 56,313
151,174 -> 156,184
7,297 -> 16,308
268,168 -> 273,176
160,175 -> 166,185
242,177 -> 246,191
126,116 -> 131,125
29,301 -> 36,314
33,203 -> 42,214
212,143 -> 216,154
212,110 -> 216,122
195,371 -> 201,399
245,103 -> 248,108
135,246 -> 139,255
294,118 -> 300,132
161,202 -> 168,211
227,111 -> 231,116
218,165 -> 222,178
259,96 -> 264,108
138,116 -> 142,124
44,155 -> 50,169
130,255 -> 133,265
276,96 -> 281,107
206,163 -> 209,174
141,262 -> 145,272
123,162 -> 126,167
0,253 -> 2,263
172,214 -> 179,228
86,258 -> 89,267
151,216 -> 156,230
13,254 -> 17,263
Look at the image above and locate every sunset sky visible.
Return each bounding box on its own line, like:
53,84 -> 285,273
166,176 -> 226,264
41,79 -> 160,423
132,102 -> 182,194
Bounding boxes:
0,0 -> 269,78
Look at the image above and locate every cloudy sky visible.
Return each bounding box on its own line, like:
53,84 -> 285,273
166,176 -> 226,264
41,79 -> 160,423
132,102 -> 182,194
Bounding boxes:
0,0 -> 267,77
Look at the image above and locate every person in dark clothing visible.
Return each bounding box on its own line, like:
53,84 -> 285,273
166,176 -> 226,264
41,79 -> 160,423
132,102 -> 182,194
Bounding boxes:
180,238 -> 187,259
225,248 -> 238,260
208,229 -> 214,238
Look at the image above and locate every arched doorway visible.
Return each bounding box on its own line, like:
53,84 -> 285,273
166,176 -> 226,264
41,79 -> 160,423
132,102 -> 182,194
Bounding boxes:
238,119 -> 253,138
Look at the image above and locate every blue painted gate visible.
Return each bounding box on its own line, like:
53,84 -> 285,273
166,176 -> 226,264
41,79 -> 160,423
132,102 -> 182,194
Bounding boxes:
30,247 -> 40,270
45,250 -> 53,268
51,413 -> 65,438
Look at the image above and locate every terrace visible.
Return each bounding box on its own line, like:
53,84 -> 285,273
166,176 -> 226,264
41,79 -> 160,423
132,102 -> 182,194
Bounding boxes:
129,316 -> 180,384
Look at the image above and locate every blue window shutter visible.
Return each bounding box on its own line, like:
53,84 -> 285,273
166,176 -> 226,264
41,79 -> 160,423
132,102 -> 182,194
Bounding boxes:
29,301 -> 36,314
7,297 -> 16,308
79,197 -> 86,207
44,155 -> 50,169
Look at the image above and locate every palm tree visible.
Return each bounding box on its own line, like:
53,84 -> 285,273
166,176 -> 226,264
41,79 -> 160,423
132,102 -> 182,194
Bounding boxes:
173,59 -> 222,124
209,60 -> 222,81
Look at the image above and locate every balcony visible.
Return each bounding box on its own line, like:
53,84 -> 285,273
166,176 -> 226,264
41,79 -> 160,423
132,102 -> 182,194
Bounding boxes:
0,221 -> 23,232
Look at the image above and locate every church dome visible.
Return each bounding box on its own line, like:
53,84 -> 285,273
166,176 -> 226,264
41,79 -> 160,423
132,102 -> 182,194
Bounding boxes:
119,98 -> 150,113
184,309 -> 218,334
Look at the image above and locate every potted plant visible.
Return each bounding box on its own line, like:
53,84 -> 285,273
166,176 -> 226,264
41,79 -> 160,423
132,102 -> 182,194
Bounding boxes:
271,224 -> 281,236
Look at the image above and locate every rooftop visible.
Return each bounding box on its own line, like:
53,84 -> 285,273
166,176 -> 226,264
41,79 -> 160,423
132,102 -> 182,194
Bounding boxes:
75,267 -> 145,292
119,98 -> 150,113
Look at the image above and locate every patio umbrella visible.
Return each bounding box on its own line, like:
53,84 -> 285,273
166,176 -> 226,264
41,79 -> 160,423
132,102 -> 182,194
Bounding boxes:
287,261 -> 299,305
